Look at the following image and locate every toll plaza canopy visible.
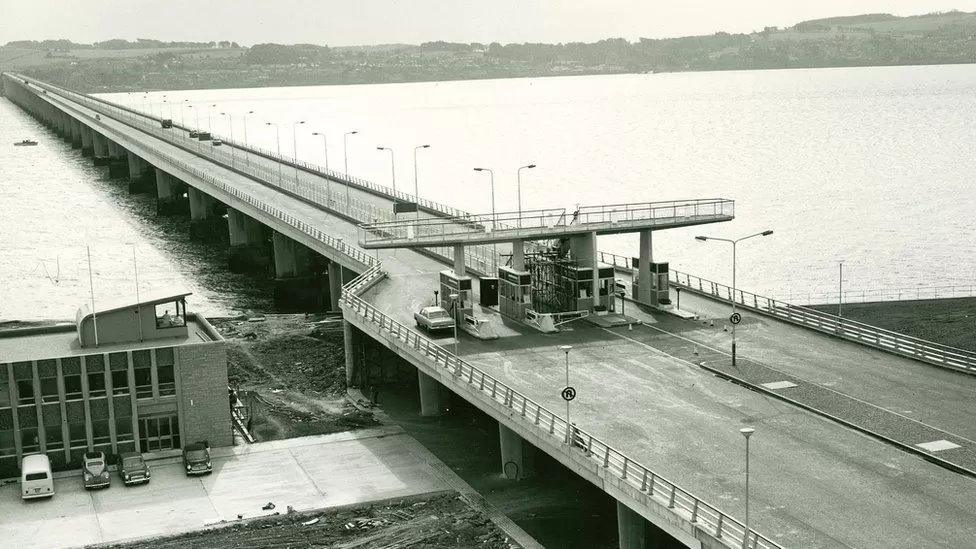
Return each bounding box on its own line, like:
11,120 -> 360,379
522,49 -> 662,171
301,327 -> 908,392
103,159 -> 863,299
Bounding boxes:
357,198 -> 735,249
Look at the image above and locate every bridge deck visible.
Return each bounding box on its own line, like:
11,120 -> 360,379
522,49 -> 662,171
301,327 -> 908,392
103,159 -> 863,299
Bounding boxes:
15,76 -> 976,548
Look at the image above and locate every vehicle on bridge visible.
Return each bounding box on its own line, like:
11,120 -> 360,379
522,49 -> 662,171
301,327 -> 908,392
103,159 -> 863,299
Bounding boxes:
197,131 -> 211,141
160,119 -> 173,129
211,138 -> 223,146
414,306 -> 456,332
188,130 -> 199,138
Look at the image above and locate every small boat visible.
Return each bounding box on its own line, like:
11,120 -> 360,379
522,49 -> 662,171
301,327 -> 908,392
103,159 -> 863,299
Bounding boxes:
14,140 -> 38,146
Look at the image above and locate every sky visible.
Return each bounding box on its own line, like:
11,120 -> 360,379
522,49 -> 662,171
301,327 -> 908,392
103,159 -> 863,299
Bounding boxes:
3,1 -> 976,47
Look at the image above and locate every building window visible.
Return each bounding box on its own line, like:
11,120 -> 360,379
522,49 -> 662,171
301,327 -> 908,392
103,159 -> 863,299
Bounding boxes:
87,372 -> 106,398
0,431 -> 14,456
16,379 -> 35,406
40,377 -> 59,404
45,424 -> 64,451
134,365 -> 152,399
111,370 -> 130,395
139,414 -> 180,451
0,376 -> 9,408
155,300 -> 186,329
157,364 -> 175,397
91,420 -> 110,445
115,417 -> 133,443
68,422 -> 88,448
64,374 -> 82,401
21,428 -> 39,453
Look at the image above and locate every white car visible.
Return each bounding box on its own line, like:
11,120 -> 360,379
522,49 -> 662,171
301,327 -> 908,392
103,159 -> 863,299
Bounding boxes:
414,306 -> 456,332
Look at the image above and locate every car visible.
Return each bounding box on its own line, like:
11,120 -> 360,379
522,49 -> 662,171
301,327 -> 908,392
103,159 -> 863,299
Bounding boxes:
82,451 -> 111,489
118,451 -> 151,486
182,441 -> 212,475
188,130 -> 199,138
414,306 -> 456,332
211,138 -> 223,146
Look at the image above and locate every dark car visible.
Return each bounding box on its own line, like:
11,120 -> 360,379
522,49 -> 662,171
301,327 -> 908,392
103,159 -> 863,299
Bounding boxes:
188,130 -> 199,138
118,451 -> 151,486
182,441 -> 212,475
82,451 -> 111,489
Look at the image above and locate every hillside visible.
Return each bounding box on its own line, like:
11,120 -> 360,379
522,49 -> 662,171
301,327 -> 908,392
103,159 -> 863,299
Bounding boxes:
4,10 -> 976,93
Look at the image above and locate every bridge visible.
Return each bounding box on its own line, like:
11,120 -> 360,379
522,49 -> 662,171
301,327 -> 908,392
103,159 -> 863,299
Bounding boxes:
5,73 -> 976,549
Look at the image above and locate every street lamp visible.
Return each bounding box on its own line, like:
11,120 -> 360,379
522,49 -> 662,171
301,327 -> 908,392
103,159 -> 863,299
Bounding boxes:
377,146 -> 398,217
740,427 -> 755,549
265,122 -> 282,184
413,144 -> 430,221
179,99 -> 189,126
516,164 -> 536,228
559,345 -> 573,444
219,112 -> 235,162
242,110 -> 254,164
449,293 -> 460,356
292,120 -> 305,184
207,104 -> 216,132
343,130 -> 358,207
694,230 -> 773,367
312,131 -> 330,203
474,167 -> 497,267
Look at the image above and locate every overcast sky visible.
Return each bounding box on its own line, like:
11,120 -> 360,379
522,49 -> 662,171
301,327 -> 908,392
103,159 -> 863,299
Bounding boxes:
3,1 -> 976,47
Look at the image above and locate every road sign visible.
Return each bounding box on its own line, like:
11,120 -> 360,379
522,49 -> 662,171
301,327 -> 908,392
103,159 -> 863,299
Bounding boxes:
561,386 -> 576,402
730,313 -> 741,325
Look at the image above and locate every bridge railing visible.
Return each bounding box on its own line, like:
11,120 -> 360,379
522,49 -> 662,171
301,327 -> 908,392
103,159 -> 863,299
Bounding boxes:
340,263 -> 782,549
577,198 -> 734,224
788,284 -> 976,306
670,269 -> 976,375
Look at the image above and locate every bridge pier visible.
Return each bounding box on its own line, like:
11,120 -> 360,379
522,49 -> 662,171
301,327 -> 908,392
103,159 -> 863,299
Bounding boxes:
417,371 -> 445,416
57,113 -> 69,140
328,261 -> 345,312
126,151 -> 154,193
569,231 -> 601,310
272,231 -> 328,312
344,320 -> 358,387
635,229 -> 654,305
80,124 -> 94,156
499,423 -> 534,480
512,239 -> 525,270
154,169 -> 188,215
188,187 -> 227,240
70,118 -> 82,148
92,132 -> 110,165
616,501 -> 648,549
107,141 -> 127,178
453,244 -> 465,275
227,208 -> 271,273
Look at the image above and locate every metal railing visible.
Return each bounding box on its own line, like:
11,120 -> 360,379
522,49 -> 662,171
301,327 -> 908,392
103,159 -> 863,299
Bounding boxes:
670,269 -> 976,375
577,198 -> 734,224
788,284 -> 976,306
9,75 -> 784,549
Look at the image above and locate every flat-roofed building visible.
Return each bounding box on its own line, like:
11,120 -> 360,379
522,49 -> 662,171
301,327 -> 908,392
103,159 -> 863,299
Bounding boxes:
0,291 -> 230,478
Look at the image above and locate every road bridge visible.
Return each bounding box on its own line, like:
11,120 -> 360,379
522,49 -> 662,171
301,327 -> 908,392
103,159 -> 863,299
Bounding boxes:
5,73 -> 976,549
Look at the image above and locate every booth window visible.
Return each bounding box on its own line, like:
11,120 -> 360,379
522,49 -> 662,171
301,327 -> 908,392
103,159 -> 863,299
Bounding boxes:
155,299 -> 186,329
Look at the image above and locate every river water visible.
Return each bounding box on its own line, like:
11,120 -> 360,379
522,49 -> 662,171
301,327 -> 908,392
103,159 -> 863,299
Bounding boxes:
3,64 -> 976,321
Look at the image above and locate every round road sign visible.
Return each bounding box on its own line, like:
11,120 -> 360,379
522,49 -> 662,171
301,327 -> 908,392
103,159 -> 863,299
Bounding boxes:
561,386 -> 577,402
730,313 -> 742,325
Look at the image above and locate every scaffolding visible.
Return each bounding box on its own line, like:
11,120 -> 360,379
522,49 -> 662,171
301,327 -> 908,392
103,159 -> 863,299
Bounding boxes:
525,251 -> 581,314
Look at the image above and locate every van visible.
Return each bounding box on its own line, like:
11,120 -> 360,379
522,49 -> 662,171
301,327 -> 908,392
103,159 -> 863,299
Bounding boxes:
21,454 -> 54,500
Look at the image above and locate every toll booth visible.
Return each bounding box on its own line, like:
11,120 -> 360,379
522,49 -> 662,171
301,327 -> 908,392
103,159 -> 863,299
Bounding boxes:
596,265 -> 615,311
479,277 -> 499,307
563,265 -> 615,312
439,269 -> 473,322
632,261 -> 671,305
497,266 -> 531,320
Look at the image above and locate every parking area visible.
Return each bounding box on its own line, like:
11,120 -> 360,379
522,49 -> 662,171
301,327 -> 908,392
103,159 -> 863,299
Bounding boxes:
0,426 -> 448,548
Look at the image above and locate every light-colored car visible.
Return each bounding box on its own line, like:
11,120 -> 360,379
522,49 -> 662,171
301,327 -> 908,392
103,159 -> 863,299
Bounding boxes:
82,451 -> 111,490
414,306 -> 455,332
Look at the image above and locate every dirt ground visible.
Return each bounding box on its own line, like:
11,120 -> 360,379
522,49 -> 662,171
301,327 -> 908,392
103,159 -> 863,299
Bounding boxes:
212,314 -> 377,441
100,492 -> 520,549
809,296 -> 976,351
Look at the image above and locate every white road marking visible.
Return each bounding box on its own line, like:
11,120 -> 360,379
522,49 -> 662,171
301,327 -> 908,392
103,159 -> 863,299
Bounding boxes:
916,440 -> 962,452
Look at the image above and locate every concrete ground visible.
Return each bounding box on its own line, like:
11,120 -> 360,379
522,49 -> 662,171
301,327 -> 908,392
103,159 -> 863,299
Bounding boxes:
0,426 -> 448,549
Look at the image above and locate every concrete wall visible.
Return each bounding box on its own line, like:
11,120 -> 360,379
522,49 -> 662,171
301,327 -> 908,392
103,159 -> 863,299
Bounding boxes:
177,343 -> 232,448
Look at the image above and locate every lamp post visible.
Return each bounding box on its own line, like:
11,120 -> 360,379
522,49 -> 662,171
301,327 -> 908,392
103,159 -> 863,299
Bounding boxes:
559,345 -> 572,444
266,122 -> 282,184
516,164 -> 535,228
207,104 -> 216,132
292,120 -> 305,184
242,110 -> 254,164
473,167 -> 497,266
180,99 -> 189,126
838,261 -> 844,317
343,130 -> 358,208
219,112 -> 235,162
694,230 -> 774,367
449,293 -> 460,356
413,144 -> 430,221
740,427 -> 755,549
377,146 -> 397,216
312,131 -> 330,203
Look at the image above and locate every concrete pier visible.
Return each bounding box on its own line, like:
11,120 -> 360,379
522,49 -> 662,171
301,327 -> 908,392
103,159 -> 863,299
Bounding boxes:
616,501 -> 647,549
154,169 -> 188,215
188,187 -> 226,240
80,124 -> 93,156
272,230 -> 326,311
636,229 -> 654,305
328,261 -> 343,311
92,132 -> 110,165
107,141 -> 127,177
227,208 -> 271,273
418,371 -> 445,416
70,118 -> 82,148
499,423 -> 534,480
126,151 -> 154,193
344,320 -> 357,387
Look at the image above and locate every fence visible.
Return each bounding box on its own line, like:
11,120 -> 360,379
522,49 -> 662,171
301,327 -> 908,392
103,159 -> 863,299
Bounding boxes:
789,285 -> 976,306
669,269 -> 976,375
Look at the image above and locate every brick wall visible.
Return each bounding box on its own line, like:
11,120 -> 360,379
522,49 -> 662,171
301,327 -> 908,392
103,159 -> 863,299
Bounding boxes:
177,342 -> 232,448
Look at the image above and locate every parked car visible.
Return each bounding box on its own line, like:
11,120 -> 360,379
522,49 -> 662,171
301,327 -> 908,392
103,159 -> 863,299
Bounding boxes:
414,306 -> 455,332
21,454 -> 54,500
189,130 -> 199,138
82,451 -> 111,490
182,441 -> 212,475
118,452 -> 151,486
211,138 -> 223,146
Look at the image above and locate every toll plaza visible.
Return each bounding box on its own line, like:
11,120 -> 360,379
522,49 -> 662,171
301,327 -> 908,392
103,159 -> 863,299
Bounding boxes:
357,199 -> 734,334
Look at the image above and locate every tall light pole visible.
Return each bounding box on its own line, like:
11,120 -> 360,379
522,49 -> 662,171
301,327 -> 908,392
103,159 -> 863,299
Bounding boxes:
343,131 -> 358,208
292,120 -> 305,184
219,112 -> 235,162
516,164 -> 536,229
413,144 -> 430,221
740,427 -> 755,549
266,122 -> 282,184
838,261 -> 844,317
695,230 -> 774,367
242,110 -> 254,164
559,345 -> 572,444
180,99 -> 189,126
449,293 -> 460,356
377,146 -> 397,218
474,167 -> 497,266
312,131 -> 331,203
207,104 -> 216,132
